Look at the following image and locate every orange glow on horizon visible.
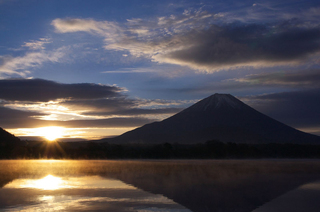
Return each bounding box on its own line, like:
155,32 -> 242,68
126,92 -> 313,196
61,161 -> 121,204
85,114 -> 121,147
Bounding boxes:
6,127 -> 136,140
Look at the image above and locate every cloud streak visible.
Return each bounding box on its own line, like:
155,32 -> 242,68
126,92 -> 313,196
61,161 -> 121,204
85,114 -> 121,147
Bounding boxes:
22,38 -> 52,50
0,78 -> 186,131
51,8 -> 320,72
235,69 -> 320,88
0,47 -> 68,78
0,78 -> 124,102
0,106 -> 154,129
52,18 -> 123,44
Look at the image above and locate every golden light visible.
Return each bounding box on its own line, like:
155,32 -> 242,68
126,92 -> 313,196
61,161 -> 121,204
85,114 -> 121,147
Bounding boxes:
7,127 -> 135,141
4,175 -> 135,190
6,175 -> 66,190
36,126 -> 65,141
30,175 -> 63,190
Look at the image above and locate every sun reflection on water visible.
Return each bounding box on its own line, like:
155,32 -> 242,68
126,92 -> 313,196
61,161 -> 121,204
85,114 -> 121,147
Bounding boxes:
2,174 -> 192,212
4,174 -> 136,190
5,175 -> 68,190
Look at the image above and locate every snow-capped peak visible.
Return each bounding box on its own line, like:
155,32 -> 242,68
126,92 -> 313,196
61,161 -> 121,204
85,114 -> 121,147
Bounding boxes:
186,94 -> 244,112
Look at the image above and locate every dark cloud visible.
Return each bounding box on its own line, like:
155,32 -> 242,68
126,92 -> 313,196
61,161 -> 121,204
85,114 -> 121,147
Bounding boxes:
0,109 -> 154,128
61,98 -> 183,116
0,106 -> 44,121
236,69 -> 320,88
160,23 -> 320,69
54,118 -> 155,128
60,98 -> 137,112
243,89 -> 320,131
0,106 -> 45,128
0,79 -> 123,102
0,79 -> 183,130
83,107 -> 183,116
0,97 -> 174,129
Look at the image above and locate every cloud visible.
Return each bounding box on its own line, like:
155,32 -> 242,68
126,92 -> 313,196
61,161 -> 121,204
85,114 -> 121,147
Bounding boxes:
220,3 -> 320,25
156,24 -> 320,71
0,47 -> 68,77
242,89 -> 320,131
52,18 -> 123,44
0,78 -> 124,101
168,68 -> 320,97
0,78 -> 187,130
101,66 -> 194,78
0,106 -> 44,120
52,8 -> 320,72
83,108 -> 183,117
56,117 -> 155,128
59,97 -> 184,117
22,38 -> 52,50
235,69 -> 320,88
101,68 -> 156,74
0,110 -> 154,128
0,99 -> 181,129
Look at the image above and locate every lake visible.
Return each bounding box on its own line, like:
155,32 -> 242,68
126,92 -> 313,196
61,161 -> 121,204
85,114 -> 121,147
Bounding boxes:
1,160 -> 320,212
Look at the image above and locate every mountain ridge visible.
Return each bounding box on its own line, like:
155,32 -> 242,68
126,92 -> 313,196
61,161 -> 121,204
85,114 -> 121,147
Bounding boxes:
0,127 -> 21,145
102,93 -> 320,144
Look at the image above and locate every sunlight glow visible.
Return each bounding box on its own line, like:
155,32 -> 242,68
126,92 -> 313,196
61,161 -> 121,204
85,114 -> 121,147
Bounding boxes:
4,175 -> 136,190
7,127 -> 135,140
37,126 -> 65,141
3,174 -> 190,211
15,175 -> 66,190
32,175 -> 63,190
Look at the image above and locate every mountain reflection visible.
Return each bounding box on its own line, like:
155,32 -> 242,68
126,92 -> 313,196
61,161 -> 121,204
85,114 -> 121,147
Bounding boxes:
1,160 -> 320,212
1,174 -> 191,212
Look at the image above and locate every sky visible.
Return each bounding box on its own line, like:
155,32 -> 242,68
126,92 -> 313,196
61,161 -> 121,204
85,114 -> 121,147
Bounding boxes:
0,0 -> 320,140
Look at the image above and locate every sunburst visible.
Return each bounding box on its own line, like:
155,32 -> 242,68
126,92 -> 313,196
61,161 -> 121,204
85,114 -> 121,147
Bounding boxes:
36,126 -> 65,141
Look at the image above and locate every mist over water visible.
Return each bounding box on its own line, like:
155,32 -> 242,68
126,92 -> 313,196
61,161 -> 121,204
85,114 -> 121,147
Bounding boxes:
1,160 -> 320,212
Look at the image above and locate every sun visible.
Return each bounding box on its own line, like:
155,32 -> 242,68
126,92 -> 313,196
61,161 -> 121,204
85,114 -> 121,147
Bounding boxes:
37,126 -> 65,141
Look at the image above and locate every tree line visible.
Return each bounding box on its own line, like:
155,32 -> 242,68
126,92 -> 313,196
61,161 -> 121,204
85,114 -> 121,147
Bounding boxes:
1,140 -> 320,159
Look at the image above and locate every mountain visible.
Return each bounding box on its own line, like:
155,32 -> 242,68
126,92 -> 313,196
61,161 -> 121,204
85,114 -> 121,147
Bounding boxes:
103,94 -> 320,144
0,127 -> 21,145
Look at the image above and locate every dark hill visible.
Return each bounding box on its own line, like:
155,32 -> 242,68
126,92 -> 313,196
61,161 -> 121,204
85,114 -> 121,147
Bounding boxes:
102,94 -> 320,144
0,127 -> 21,145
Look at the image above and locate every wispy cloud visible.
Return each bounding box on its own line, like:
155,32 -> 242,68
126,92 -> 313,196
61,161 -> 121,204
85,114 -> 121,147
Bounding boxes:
52,18 -> 123,44
219,2 -> 320,24
51,6 -> 320,73
0,46 -> 68,78
22,38 -> 52,50
234,69 -> 320,88
101,68 -> 156,74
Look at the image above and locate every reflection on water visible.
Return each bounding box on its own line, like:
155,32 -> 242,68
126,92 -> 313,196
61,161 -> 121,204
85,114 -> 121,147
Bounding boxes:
253,180 -> 320,212
5,175 -> 67,190
5,175 -> 136,190
1,160 -> 320,212
1,174 -> 191,212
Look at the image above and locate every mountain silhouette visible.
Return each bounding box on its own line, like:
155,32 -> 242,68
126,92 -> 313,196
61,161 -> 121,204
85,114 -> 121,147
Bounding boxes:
0,127 -> 21,145
103,94 -> 320,144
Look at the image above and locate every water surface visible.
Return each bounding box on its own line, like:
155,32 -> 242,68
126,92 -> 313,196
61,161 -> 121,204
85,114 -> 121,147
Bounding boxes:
1,160 -> 320,212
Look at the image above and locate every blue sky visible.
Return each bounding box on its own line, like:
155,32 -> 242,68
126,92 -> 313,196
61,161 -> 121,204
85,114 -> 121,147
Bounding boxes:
0,0 -> 320,139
